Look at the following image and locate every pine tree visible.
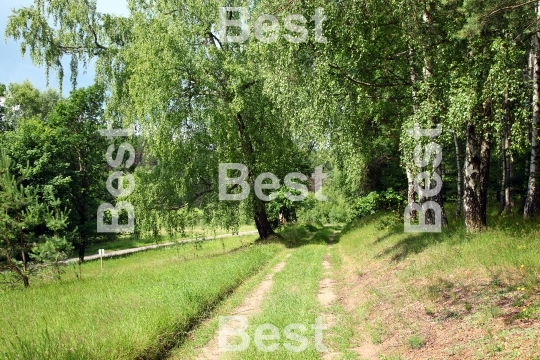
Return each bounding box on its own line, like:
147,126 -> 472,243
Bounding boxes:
0,149 -> 71,287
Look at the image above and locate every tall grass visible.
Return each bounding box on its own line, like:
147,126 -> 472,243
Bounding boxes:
339,208 -> 540,286
0,239 -> 281,359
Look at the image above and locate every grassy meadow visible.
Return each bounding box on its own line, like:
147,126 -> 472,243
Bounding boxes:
0,234 -> 278,359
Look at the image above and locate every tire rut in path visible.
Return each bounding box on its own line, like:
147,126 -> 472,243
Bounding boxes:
195,252 -> 292,360
319,231 -> 340,360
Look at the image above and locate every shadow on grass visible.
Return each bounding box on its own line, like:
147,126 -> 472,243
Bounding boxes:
375,220 -> 467,262
255,223 -> 341,249
376,231 -> 446,262
377,205 -> 539,263
372,230 -> 397,245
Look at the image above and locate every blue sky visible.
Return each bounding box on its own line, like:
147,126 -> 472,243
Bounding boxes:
1,0 -> 128,96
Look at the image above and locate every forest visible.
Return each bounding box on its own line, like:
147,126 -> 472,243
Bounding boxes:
1,0 -> 540,359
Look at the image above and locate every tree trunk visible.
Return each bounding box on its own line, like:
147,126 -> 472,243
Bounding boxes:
417,5 -> 447,227
406,44 -> 418,221
499,94 -> 514,215
11,261 -> 29,287
520,158 -> 531,213
499,131 -> 508,215
419,165 -> 448,227
408,44 -> 419,113
291,207 -> 297,223
78,239 -> 86,262
454,132 -> 463,218
235,113 -> 274,239
253,198 -> 274,240
524,2 -> 540,218
21,274 -> 29,287
434,165 -> 448,227
464,122 -> 490,232
505,148 -> 514,214
21,246 -> 28,275
479,135 -> 492,224
406,167 -> 417,220
5,244 -> 30,287
524,130 -> 539,218
504,93 -> 514,214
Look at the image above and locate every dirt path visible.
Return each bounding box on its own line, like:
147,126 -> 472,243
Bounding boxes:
195,252 -> 292,359
319,232 -> 340,359
63,231 -> 259,263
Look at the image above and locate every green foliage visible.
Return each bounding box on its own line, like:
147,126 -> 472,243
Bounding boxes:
264,185 -> 304,228
2,81 -> 60,127
351,189 -> 406,220
5,0 -> 128,91
296,176 -> 406,225
298,191 -> 355,225
352,192 -> 380,218
0,149 -> 70,286
0,84 -> 5,134
30,235 -> 72,264
2,84 -> 112,259
408,334 -> 424,349
5,0 -> 540,233
378,188 -> 407,212
4,0 -> 316,239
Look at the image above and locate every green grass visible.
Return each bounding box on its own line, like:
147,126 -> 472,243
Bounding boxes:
339,206 -> 540,289
4,208 -> 538,359
407,334 -> 424,349
334,207 -> 540,358
224,227 -> 333,359
323,238 -> 358,360
24,234 -> 260,285
168,224 -> 330,359
170,225 -> 359,360
0,236 -> 280,359
168,247 -> 293,360
86,224 -> 257,254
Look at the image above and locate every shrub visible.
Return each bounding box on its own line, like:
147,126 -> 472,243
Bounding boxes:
352,191 -> 380,217
352,188 -> 406,219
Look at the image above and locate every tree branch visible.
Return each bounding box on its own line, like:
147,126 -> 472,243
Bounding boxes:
485,0 -> 538,18
328,63 -> 409,87
208,31 -> 222,48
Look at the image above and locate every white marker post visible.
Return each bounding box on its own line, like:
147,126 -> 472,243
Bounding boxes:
99,249 -> 105,270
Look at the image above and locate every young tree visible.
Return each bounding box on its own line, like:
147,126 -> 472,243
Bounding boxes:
0,149 -> 70,287
453,0 -> 533,229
